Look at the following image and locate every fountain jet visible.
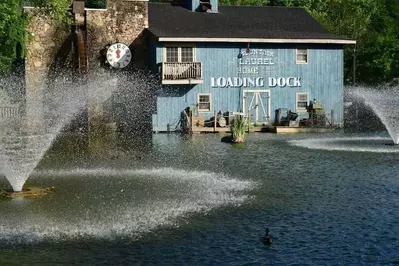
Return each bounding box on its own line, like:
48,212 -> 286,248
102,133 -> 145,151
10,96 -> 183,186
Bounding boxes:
350,86 -> 399,145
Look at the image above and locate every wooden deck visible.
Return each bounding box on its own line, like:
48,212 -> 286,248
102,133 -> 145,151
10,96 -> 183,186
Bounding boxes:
191,126 -> 274,133
189,126 -> 337,134
153,114 -> 339,134
274,126 -> 337,134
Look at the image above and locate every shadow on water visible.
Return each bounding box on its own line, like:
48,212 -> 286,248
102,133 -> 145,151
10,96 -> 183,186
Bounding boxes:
36,128 -> 154,171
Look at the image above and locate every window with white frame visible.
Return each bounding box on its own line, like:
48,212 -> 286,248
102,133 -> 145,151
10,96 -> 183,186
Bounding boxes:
296,92 -> 309,112
197,93 -> 211,112
165,45 -> 195,62
296,48 -> 308,64
166,47 -> 179,62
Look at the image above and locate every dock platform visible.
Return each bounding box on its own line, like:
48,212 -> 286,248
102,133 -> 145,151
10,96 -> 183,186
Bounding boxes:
154,126 -> 338,134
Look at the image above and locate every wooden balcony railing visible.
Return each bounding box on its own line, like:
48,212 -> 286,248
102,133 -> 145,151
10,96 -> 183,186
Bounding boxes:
162,62 -> 203,84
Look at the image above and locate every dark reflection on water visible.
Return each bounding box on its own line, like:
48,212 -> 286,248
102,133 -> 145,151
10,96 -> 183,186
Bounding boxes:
1,131 -> 399,265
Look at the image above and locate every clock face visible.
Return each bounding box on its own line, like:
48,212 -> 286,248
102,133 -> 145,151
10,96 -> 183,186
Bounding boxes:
106,43 -> 132,69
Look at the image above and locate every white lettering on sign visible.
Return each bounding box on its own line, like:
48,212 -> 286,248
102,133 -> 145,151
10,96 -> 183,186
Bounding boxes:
211,77 -> 300,88
237,67 -> 259,74
268,77 -> 301,87
211,77 -> 265,88
217,49 -> 301,88
238,58 -> 274,65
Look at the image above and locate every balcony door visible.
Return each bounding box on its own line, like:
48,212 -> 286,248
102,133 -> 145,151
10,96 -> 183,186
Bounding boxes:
165,46 -> 194,63
162,45 -> 202,84
242,90 -> 271,125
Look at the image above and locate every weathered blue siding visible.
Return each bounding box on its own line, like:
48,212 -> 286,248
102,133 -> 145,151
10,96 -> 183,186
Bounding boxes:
151,42 -> 344,131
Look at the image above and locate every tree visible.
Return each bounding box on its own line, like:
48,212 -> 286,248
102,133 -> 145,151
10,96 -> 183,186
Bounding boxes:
303,0 -> 379,84
296,0 -> 399,84
356,0 -> 399,83
0,0 -> 29,73
0,0 -> 73,73
29,0 -> 72,23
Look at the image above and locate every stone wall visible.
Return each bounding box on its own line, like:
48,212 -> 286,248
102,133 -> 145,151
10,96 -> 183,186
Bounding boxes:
24,0 -> 149,133
86,0 -> 148,70
24,9 -> 71,132
85,0 -> 149,132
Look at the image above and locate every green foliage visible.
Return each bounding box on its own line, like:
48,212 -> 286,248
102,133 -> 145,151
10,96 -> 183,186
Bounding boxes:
302,0 -> 399,84
300,0 -> 379,84
230,114 -> 250,142
0,0 -> 29,73
0,0 -> 72,73
29,0 -> 72,24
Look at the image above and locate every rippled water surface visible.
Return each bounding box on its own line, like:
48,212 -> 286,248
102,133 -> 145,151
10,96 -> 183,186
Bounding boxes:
1,132 -> 399,265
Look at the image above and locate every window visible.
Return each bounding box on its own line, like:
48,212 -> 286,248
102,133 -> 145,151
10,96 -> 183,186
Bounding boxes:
164,45 -> 195,62
166,47 -> 179,62
197,93 -> 211,112
181,47 -> 193,62
296,92 -> 309,112
296,48 -> 308,64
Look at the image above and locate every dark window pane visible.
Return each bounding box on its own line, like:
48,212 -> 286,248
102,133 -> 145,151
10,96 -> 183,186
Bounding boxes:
166,47 -> 179,62
199,95 -> 209,103
199,103 -> 210,110
181,47 -> 193,62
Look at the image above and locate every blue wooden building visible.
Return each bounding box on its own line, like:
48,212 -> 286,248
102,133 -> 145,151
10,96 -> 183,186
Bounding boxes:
146,1 -> 355,132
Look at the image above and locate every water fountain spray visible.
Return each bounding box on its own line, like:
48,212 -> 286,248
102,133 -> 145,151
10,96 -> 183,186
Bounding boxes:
350,85 -> 399,144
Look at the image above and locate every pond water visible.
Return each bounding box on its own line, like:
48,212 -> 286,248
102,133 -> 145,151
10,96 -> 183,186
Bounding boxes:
1,132 -> 399,265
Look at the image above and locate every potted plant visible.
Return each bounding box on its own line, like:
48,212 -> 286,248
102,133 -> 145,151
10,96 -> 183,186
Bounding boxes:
221,114 -> 250,143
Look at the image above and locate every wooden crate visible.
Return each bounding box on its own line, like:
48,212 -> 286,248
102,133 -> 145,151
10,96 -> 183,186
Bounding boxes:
191,117 -> 205,127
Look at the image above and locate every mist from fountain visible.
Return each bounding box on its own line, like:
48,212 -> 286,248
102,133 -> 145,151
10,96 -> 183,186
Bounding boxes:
0,167 -> 256,244
0,70 -> 155,192
349,85 -> 399,144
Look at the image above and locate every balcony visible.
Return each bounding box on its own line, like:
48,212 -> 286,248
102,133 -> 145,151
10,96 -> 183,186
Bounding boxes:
162,62 -> 203,85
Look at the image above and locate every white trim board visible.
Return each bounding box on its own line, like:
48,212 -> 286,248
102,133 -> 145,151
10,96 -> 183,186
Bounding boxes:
158,37 -> 356,44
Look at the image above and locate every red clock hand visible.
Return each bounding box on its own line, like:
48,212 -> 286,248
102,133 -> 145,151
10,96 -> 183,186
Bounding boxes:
116,49 -> 121,59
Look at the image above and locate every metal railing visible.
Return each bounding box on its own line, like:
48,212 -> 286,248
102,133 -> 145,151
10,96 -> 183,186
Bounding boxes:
0,106 -> 19,119
162,62 -> 202,80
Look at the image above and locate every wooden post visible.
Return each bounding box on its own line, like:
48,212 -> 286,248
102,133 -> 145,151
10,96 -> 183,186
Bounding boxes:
310,111 -> 313,127
189,112 -> 194,134
213,111 -> 217,132
277,109 -> 281,124
247,113 -> 250,133
330,109 -> 334,127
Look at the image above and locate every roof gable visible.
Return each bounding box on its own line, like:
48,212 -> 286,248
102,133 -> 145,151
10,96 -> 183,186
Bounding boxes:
148,3 -> 355,44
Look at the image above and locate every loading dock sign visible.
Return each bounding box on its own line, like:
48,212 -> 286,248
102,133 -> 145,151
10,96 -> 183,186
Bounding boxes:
211,77 -> 301,88
213,48 -> 302,88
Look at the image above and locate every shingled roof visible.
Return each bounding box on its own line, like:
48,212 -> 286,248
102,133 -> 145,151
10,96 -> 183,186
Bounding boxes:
148,3 -> 355,44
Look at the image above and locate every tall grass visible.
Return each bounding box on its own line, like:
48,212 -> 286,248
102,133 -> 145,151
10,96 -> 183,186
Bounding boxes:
230,114 -> 250,143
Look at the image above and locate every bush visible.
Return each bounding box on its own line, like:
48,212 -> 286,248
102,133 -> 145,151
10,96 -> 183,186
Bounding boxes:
230,114 -> 250,143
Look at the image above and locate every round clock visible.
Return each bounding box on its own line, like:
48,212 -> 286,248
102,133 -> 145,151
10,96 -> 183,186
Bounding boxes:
106,43 -> 132,69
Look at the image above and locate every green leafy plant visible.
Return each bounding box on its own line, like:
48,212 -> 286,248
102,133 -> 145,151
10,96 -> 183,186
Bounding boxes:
0,0 -> 30,73
230,114 -> 250,143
